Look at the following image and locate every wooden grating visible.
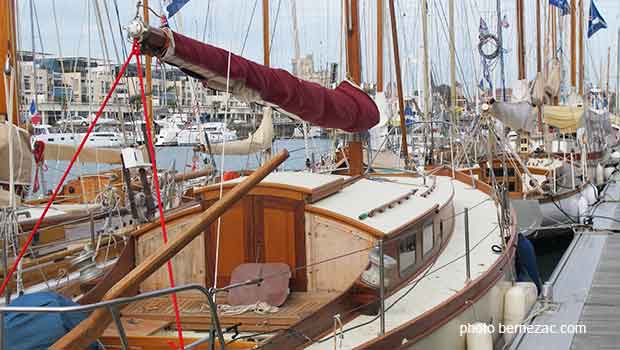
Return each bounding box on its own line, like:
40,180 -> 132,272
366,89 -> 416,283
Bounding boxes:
120,292 -> 337,332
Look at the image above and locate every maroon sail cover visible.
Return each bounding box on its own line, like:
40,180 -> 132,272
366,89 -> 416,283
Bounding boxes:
157,30 -> 379,132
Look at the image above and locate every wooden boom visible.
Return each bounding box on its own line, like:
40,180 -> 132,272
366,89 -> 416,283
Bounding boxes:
52,150 -> 289,350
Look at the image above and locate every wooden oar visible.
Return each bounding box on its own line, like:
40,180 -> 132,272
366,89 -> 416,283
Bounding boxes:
51,150 -> 289,350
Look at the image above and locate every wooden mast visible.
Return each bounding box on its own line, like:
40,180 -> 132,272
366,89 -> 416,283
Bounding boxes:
388,0 -> 409,165
0,0 -> 18,124
606,46 -> 611,101
344,0 -> 363,176
449,0 -> 456,135
516,0 -> 527,80
376,0 -> 383,92
143,0 -> 154,134
570,0 -> 577,88
263,0 -> 270,67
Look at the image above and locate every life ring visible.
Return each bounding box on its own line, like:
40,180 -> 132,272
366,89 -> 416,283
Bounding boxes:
478,33 -> 501,60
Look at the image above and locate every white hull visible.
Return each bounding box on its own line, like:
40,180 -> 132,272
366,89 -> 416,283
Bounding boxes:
33,132 -> 122,148
539,184 -> 598,226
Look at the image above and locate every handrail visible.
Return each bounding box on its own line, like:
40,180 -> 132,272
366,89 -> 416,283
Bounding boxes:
0,279 -> 262,350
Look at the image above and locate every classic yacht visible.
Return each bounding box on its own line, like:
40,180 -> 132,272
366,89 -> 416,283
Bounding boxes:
43,22 -> 532,350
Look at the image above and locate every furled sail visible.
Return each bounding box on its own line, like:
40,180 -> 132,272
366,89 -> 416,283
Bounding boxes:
0,124 -> 33,186
139,28 -> 379,132
208,107 -> 274,155
43,143 -> 123,164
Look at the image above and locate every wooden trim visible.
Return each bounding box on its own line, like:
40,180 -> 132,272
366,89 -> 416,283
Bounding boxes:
100,335 -> 255,349
128,204 -> 202,238
199,184 -> 305,201
307,178 -> 346,203
387,204 -> 439,237
304,205 -> 385,238
535,186 -> 583,203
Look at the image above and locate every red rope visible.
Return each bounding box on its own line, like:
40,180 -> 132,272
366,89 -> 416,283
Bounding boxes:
0,42 -> 138,296
134,41 -> 186,349
32,140 -> 46,193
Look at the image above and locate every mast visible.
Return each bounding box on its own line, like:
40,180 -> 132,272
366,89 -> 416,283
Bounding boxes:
578,0 -> 584,95
388,0 -> 409,165
606,46 -> 611,104
376,0 -> 383,92
291,0 -> 301,74
344,0 -> 363,175
263,0 -> 270,67
536,0 -> 542,74
617,28 -> 619,114
421,0 -> 431,164
570,0 -> 577,88
496,0 -> 506,101
143,0 -> 153,133
516,0 -> 526,80
290,0 -> 308,162
1,0 -> 18,124
449,0 -> 456,127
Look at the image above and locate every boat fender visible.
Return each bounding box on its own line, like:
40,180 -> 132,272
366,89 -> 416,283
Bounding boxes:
503,282 -> 538,344
465,322 -> 493,350
223,171 -> 240,181
515,234 -> 542,294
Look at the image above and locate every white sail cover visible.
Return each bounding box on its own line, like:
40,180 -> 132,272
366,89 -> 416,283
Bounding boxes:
209,108 -> 273,155
43,143 -> 123,164
545,59 -> 561,98
490,102 -> 536,133
0,124 -> 33,186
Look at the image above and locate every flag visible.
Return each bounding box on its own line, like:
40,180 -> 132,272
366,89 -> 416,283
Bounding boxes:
550,0 -> 570,16
166,0 -> 190,18
588,0 -> 607,38
29,98 -> 41,124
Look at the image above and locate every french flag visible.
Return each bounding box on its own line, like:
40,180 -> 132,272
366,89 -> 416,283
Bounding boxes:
29,99 -> 41,125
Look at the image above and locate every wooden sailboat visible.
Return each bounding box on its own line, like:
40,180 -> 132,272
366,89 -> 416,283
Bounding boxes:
471,0 -> 611,227
46,4 -> 523,350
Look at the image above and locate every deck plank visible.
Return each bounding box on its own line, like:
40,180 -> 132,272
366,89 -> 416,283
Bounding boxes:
571,234 -> 620,350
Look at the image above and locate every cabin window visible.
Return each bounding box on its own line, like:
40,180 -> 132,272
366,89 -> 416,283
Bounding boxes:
422,220 -> 434,256
399,230 -> 417,276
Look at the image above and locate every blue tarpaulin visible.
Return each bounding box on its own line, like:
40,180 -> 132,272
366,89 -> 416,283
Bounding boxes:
3,292 -> 94,350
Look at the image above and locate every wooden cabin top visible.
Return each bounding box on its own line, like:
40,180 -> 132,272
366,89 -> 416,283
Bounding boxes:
194,171 -> 454,237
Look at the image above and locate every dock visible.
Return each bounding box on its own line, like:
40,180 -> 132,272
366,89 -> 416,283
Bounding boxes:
510,177 -> 620,350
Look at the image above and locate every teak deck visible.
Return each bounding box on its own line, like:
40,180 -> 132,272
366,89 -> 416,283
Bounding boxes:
120,291 -> 338,332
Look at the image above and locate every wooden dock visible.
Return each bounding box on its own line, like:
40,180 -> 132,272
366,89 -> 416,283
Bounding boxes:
571,233 -> 620,349
510,231 -> 620,350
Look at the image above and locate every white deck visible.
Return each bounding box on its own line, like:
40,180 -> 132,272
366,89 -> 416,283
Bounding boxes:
312,176 -> 454,234
307,177 -> 504,349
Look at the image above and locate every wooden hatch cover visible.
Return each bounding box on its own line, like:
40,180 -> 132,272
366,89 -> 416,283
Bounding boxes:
228,263 -> 291,307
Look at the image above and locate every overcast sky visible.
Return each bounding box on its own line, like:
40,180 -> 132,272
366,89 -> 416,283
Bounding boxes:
17,0 -> 620,97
